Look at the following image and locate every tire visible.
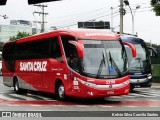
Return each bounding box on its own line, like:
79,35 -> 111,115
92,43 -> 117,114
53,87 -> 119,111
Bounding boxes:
130,87 -> 134,92
0,69 -> 2,76
13,79 -> 21,93
56,82 -> 66,101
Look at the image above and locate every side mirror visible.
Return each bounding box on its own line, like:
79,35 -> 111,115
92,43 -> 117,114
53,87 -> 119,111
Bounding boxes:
123,42 -> 136,58
69,41 -> 84,58
147,46 -> 158,58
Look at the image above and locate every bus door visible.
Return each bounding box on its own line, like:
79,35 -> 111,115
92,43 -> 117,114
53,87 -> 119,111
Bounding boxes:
41,37 -> 64,93
60,36 -> 79,89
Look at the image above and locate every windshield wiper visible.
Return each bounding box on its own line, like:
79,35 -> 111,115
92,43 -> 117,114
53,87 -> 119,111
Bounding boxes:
96,52 -> 106,78
109,51 -> 122,77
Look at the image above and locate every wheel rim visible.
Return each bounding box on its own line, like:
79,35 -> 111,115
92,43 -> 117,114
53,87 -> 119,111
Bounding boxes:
58,85 -> 64,99
15,81 -> 19,91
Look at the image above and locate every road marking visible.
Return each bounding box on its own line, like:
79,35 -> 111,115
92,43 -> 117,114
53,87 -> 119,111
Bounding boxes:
124,106 -> 138,107
30,105 -> 43,107
7,104 -> 20,106
74,105 -> 90,107
0,94 -> 16,100
0,99 -> 160,107
107,96 -> 123,99
29,94 -> 54,100
0,87 -> 160,107
128,93 -> 149,97
152,86 -> 160,89
9,93 -> 36,100
99,105 -> 114,108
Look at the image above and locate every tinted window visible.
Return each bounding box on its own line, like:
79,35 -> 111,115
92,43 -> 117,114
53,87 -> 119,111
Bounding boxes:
16,38 -> 51,59
50,37 -> 62,59
3,43 -> 16,60
61,35 -> 76,58
61,35 -> 79,71
3,37 -> 62,60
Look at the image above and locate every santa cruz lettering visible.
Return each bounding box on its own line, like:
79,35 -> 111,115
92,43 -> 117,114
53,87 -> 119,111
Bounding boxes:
85,33 -> 115,37
20,61 -> 47,71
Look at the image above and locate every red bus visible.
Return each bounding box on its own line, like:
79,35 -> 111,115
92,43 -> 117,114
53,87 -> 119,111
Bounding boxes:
2,29 -> 136,100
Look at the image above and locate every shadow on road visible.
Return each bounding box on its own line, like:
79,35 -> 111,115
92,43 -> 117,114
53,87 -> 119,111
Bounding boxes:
10,90 -> 122,105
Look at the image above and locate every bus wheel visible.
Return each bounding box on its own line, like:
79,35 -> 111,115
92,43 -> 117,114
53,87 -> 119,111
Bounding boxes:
0,69 -> 2,76
14,79 -> 20,93
56,82 -> 66,101
130,87 -> 134,92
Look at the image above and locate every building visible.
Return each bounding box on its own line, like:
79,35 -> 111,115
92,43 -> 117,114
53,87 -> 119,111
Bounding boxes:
10,20 -> 32,27
0,20 -> 40,43
0,24 -> 33,42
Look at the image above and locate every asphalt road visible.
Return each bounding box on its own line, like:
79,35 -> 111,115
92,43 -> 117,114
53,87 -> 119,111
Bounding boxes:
0,76 -> 160,119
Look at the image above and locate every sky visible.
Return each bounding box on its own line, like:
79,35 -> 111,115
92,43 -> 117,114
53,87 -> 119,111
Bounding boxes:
0,0 -> 160,44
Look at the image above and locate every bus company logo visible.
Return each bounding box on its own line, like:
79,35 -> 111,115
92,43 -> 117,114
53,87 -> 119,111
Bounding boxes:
20,61 -> 47,72
85,33 -> 115,37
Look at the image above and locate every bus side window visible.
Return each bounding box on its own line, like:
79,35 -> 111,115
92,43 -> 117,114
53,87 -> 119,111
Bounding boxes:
60,35 -> 80,71
67,44 -> 79,70
50,37 -> 62,61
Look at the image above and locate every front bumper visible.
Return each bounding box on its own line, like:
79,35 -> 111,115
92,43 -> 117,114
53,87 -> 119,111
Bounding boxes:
69,77 -> 130,98
130,75 -> 152,88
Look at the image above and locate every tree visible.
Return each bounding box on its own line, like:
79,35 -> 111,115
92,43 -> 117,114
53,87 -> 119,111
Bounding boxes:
9,31 -> 31,41
151,0 -> 160,16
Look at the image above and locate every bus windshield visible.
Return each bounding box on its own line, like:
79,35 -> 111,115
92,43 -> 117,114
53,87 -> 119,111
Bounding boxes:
80,40 -> 128,79
126,43 -> 150,72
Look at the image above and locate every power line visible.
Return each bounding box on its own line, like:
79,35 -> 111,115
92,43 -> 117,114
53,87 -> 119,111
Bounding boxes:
48,1 -> 152,30
50,2 -> 150,28
56,14 -> 118,29
49,4 -> 119,20
56,12 -> 120,29
48,5 -> 119,27
55,7 -> 152,30
49,9 -> 119,28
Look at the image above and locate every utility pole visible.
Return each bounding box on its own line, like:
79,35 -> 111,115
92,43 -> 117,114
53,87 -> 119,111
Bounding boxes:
33,4 -> 48,33
119,0 -> 124,34
110,7 -> 113,31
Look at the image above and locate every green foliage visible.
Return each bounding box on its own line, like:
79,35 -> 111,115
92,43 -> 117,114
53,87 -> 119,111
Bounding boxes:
151,0 -> 158,5
151,0 -> 160,16
9,31 -> 31,41
152,4 -> 160,16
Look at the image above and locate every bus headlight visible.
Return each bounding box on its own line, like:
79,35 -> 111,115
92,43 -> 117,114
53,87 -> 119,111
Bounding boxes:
78,78 -> 97,87
123,80 -> 130,85
147,75 -> 152,79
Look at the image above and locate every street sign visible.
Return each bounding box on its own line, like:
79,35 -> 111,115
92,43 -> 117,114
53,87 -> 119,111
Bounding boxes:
78,21 -> 110,29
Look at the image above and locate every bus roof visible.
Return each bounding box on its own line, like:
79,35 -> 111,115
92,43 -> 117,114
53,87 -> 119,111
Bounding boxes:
10,29 -> 120,44
120,35 -> 145,44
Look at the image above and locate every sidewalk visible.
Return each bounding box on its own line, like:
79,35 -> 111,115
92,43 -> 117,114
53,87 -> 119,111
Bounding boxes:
152,82 -> 160,88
